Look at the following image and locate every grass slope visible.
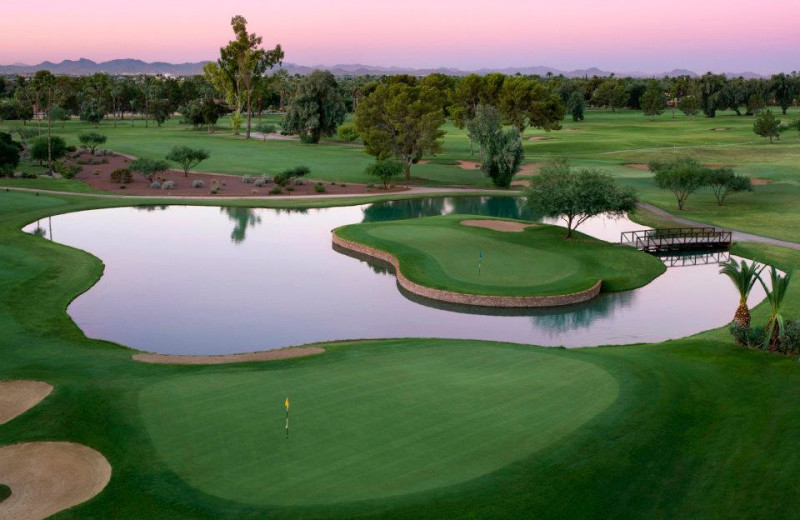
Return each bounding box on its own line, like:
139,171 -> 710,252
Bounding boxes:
0,190 -> 799,518
335,215 -> 665,296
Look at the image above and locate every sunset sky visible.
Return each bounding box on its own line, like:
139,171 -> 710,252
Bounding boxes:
2,0 -> 798,73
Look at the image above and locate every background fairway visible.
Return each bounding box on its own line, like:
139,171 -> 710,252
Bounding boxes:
335,215 -> 665,295
139,341 -> 617,506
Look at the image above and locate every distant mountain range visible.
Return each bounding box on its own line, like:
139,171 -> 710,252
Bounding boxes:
0,58 -> 768,79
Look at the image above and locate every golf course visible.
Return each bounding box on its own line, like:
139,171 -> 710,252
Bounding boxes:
2,66 -> 800,517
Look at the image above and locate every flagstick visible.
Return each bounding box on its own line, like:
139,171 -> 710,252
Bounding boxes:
285,396 -> 290,439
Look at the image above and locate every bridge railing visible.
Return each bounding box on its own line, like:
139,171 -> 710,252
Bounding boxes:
620,227 -> 732,252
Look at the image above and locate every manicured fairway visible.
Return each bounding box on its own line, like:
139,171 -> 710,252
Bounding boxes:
335,215 -> 665,296
139,341 -> 617,505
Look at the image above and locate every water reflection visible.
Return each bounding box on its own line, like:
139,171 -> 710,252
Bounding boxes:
362,196 -> 535,222
222,208 -> 262,244
26,197 -> 766,355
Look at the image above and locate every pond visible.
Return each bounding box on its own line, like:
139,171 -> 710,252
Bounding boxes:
25,197 -> 765,355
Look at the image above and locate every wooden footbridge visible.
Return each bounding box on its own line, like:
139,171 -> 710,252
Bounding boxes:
620,227 -> 732,253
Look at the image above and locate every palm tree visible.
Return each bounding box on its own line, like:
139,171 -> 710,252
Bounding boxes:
719,259 -> 763,329
759,266 -> 792,351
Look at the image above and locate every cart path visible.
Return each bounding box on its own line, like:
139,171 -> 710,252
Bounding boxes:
639,203 -> 800,250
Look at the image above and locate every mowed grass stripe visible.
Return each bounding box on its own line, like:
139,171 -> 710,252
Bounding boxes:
138,342 -> 618,506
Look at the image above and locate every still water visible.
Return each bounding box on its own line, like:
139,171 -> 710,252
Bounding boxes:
26,197 -> 765,354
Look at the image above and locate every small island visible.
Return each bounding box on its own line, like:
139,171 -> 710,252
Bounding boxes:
333,215 -> 666,308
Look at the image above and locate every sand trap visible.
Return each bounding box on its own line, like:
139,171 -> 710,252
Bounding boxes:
528,136 -> 551,141
510,179 -> 530,187
0,442 -> 111,520
133,347 -> 325,365
457,160 -> 481,170
711,127 -> 733,131
461,219 -> 534,232
624,163 -> 650,171
751,178 -> 773,185
515,163 -> 540,177
0,381 -> 53,426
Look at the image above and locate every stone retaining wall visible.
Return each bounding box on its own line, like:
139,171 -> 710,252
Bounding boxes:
332,232 -> 603,308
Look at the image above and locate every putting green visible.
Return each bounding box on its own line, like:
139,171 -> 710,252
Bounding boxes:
139,340 -> 618,506
335,215 -> 665,296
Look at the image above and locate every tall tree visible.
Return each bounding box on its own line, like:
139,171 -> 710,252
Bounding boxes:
698,73 -> 726,118
450,74 -> 484,154
283,70 -> 346,143
466,104 -> 502,156
525,159 -> 638,237
770,73 -> 798,115
753,109 -> 781,143
706,168 -> 753,205
479,127 -> 524,188
355,81 -> 445,182
567,91 -> 585,121
640,81 -> 666,119
205,15 -> 283,139
649,157 -> 709,210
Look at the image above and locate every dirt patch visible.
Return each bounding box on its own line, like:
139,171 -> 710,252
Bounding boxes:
510,179 -> 530,187
0,381 -> 53,426
250,131 -> 298,141
528,136 -> 552,141
515,163 -> 541,177
750,178 -> 773,185
623,163 -> 651,171
0,442 -> 111,520
133,347 -> 325,365
461,219 -> 535,232
711,127 -> 733,131
457,160 -> 481,170
69,152 -> 402,197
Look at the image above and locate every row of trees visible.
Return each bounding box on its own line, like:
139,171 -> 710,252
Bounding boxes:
650,158 -> 753,210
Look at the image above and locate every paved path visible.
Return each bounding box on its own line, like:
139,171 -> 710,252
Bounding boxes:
639,202 -> 800,251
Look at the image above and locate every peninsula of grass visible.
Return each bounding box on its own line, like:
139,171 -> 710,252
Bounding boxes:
2,190 -> 800,518
334,215 -> 666,302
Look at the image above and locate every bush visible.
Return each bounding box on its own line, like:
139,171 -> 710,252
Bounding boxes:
53,161 -> 82,179
93,169 -> 100,175
77,132 -> 107,153
286,186 -> 295,192
293,178 -> 306,186
781,320 -> 800,354
210,187 -> 219,194
110,168 -> 133,184
314,182 -> 326,193
129,158 -> 169,181
93,148 -> 112,156
242,175 -> 254,184
729,323 -> 766,348
337,122 -> 360,142
150,181 -> 161,189
274,165 -> 310,186
192,179 -> 204,189
257,123 -> 277,134
254,176 -> 269,187
161,180 -> 175,190
269,186 -> 282,195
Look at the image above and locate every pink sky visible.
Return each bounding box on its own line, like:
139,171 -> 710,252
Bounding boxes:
2,0 -> 798,73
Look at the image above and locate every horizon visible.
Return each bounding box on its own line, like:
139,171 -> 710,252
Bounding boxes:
2,0 -> 799,75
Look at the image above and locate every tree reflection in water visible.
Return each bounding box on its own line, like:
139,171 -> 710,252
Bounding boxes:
362,196 -> 537,223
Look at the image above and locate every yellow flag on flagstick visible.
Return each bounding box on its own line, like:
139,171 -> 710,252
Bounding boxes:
285,397 -> 290,410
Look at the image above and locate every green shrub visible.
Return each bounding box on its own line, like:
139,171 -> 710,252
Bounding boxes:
730,323 -> 766,348
337,122 -> 360,142
314,182 -> 326,193
150,181 -> 161,189
110,168 -> 133,184
274,165 -> 310,186
161,180 -> 175,190
0,484 -> 11,503
192,179 -> 204,189
53,161 -> 82,179
269,186 -> 282,195
781,320 -> 800,354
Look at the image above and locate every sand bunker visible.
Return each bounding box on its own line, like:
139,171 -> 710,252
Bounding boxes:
711,127 -> 733,131
0,381 -> 53,426
528,136 -> 551,141
0,442 -> 111,520
624,163 -> 651,171
461,219 -> 534,232
750,178 -> 773,185
457,160 -> 481,170
133,347 -> 325,365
